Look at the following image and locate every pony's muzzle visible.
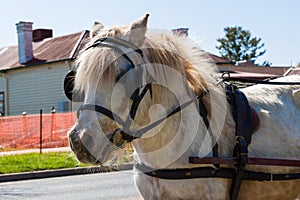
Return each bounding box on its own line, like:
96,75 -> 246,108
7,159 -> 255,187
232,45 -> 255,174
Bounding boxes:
68,128 -> 101,164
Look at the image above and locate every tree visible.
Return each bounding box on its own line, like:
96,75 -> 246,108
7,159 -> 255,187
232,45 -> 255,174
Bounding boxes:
216,26 -> 269,65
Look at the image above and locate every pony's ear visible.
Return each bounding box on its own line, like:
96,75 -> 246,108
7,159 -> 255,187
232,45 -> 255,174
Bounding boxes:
128,14 -> 149,47
90,21 -> 104,39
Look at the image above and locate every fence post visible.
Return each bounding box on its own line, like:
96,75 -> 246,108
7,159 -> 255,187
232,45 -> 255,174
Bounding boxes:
51,107 -> 56,142
40,109 -> 42,153
22,112 -> 28,145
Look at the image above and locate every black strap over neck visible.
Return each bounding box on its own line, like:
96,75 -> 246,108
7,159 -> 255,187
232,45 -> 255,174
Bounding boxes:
198,98 -> 219,159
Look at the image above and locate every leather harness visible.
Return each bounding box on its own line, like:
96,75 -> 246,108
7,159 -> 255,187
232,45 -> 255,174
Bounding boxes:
135,84 -> 300,200
66,37 -> 300,200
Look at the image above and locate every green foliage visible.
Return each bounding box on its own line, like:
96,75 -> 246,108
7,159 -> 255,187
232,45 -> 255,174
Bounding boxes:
0,152 -> 90,174
261,60 -> 272,67
216,26 -> 268,64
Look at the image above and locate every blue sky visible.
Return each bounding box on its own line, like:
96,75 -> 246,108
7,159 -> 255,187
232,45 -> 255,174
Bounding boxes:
0,0 -> 299,66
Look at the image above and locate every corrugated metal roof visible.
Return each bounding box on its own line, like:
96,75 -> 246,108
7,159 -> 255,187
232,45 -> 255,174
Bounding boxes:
225,71 -> 278,80
219,64 -> 288,76
0,30 -> 89,71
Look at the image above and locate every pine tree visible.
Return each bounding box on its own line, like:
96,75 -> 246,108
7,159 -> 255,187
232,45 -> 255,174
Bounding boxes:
216,26 -> 270,65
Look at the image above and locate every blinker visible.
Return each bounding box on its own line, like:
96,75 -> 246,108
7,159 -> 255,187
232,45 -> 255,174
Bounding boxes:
63,70 -> 85,102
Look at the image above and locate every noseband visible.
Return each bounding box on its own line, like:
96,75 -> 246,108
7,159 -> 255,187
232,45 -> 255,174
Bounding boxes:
67,36 -> 210,148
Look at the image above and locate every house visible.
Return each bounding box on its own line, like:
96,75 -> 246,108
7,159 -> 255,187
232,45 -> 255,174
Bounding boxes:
210,56 -> 290,80
0,24 -> 292,116
0,22 -> 89,116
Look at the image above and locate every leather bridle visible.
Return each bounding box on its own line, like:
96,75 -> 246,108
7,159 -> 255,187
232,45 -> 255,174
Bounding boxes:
70,37 -> 211,148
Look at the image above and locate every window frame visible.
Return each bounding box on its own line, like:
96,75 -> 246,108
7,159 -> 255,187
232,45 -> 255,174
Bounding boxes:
0,92 -> 5,116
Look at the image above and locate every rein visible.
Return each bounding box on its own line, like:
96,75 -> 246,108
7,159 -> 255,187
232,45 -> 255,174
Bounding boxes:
135,162 -> 300,181
221,72 -> 300,85
228,78 -> 300,85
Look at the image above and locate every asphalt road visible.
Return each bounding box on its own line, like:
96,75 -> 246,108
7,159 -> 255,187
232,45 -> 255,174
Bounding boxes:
0,170 -> 143,200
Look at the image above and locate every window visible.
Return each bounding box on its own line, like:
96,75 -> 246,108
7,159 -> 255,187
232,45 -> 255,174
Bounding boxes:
0,92 -> 4,116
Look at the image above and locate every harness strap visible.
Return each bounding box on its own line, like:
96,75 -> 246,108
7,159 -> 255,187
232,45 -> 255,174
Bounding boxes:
77,104 -> 125,125
132,90 -> 209,138
198,98 -> 219,168
189,156 -> 300,167
122,83 -> 153,142
135,162 -> 235,179
135,162 -> 300,181
129,84 -> 152,120
86,37 -> 144,57
225,84 -> 252,200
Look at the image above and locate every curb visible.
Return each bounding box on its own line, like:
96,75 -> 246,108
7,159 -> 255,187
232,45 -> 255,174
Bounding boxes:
0,164 -> 133,183
0,147 -> 70,156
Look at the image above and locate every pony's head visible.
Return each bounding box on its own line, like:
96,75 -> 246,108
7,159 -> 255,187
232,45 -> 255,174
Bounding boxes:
66,14 -> 223,164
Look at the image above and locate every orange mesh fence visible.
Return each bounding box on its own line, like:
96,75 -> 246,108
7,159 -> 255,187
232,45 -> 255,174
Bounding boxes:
0,112 -> 77,151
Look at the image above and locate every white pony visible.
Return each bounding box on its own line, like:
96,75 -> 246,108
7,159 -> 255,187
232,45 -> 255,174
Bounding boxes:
67,14 -> 300,199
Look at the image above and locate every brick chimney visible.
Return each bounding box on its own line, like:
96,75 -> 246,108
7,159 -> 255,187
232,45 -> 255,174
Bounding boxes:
16,21 -> 33,64
171,28 -> 189,37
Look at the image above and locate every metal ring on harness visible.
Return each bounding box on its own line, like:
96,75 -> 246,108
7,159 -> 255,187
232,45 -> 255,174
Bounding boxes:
110,128 -> 127,148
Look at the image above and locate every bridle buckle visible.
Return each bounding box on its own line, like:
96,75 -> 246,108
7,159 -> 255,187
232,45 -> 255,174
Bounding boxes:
110,128 -> 127,148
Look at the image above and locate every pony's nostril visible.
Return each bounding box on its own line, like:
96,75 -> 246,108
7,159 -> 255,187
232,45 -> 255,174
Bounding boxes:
70,129 -> 80,141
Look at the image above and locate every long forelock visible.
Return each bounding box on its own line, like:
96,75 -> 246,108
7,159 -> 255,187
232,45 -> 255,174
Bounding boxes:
74,48 -> 118,93
74,26 -> 130,93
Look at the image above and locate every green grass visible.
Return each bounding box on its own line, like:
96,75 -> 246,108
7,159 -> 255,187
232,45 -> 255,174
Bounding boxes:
0,152 -> 91,174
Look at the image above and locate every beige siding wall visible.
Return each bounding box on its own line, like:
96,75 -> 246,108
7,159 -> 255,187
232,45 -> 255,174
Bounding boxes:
0,77 -> 6,91
6,61 -> 72,116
